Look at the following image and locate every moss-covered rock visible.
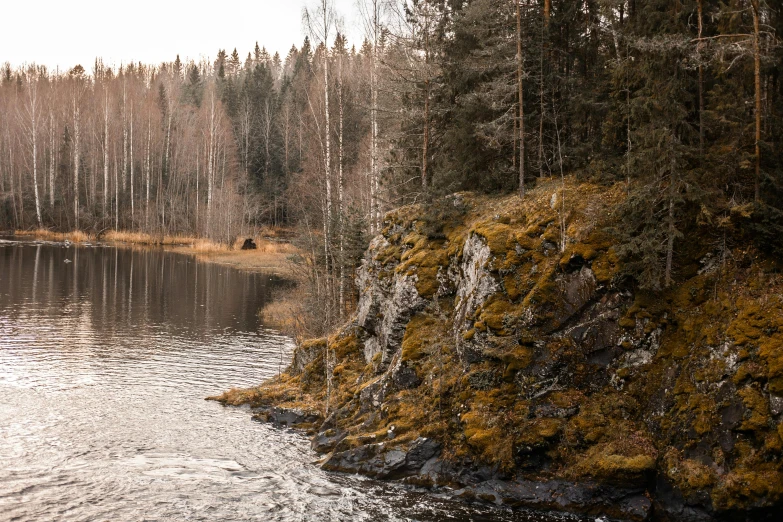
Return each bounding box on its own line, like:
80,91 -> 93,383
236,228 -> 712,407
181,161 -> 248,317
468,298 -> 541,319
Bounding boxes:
215,178 -> 783,521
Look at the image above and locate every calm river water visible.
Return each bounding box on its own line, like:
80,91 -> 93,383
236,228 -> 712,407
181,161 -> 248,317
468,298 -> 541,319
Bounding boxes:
0,239 -> 580,522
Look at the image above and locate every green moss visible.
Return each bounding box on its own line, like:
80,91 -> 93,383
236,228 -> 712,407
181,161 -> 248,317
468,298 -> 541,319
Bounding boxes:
476,296 -> 522,335
738,385 -> 771,432
300,337 -> 327,351
329,330 -> 361,359
401,314 -> 441,362
759,333 -> 783,389
502,348 -> 533,381
472,221 -> 512,255
712,469 -> 783,512
503,272 -> 522,301
662,450 -> 718,498
727,299 -> 767,345
618,316 -> 636,329
571,439 -> 657,483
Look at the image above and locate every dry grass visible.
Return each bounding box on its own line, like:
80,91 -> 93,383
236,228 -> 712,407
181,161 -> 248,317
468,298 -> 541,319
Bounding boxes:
103,230 -> 198,246
250,240 -> 299,254
172,237 -> 299,276
15,229 -> 91,242
192,238 -> 231,253
259,296 -> 306,337
15,228 -> 301,277
186,246 -> 296,276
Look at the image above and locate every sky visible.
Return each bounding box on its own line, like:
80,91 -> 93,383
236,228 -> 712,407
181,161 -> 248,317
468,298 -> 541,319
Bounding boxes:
1,0 -> 364,72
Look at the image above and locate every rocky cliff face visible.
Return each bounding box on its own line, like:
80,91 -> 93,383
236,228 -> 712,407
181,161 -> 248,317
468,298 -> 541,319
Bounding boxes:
214,179 -> 783,521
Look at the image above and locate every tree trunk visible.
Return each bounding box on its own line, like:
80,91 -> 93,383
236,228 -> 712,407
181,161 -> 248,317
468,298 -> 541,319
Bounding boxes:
517,0 -> 526,198
697,0 -> 704,157
370,0 -> 380,231
146,113 -> 151,230
538,13 -> 546,179
28,76 -> 42,227
665,190 -> 676,288
322,2 -> 333,285
104,89 -> 110,217
9,145 -> 19,228
751,0 -> 762,202
338,49 -> 345,317
207,90 -> 215,237
130,101 -> 134,224
73,95 -> 80,230
49,110 -> 56,209
114,146 -> 119,230
122,82 -> 128,195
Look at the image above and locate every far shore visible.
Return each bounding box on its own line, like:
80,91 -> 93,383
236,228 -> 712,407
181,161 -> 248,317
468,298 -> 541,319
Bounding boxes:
12,229 -> 298,277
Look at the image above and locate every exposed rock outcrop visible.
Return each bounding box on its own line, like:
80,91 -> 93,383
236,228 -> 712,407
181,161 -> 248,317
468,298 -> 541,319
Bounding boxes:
214,180 -> 783,521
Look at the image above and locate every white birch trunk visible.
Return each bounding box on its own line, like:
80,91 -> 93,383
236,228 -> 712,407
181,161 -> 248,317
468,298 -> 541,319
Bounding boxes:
338,50 -> 345,315
49,110 -> 55,209
371,0 -> 380,230
207,90 -> 215,237
324,35 -> 332,256
73,102 -> 81,230
73,94 -> 80,230
130,101 -> 134,222
104,89 -> 109,217
122,82 -> 128,193
146,113 -> 151,230
29,76 -> 42,227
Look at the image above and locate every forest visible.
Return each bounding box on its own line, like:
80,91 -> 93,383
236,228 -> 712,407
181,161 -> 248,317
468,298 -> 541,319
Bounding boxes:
1,0 -> 781,334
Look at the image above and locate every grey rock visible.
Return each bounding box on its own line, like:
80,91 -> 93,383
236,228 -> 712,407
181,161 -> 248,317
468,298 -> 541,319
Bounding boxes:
556,266 -> 597,325
770,394 -> 783,417
312,428 -> 347,453
405,437 -> 442,471
469,476 -> 652,522
453,234 -> 497,333
321,438 -> 442,480
290,341 -> 324,376
253,406 -> 321,428
391,361 -> 421,389
356,263 -> 424,370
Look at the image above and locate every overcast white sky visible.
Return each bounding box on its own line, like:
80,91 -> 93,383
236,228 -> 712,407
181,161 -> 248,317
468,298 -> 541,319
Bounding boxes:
1,0 -> 364,72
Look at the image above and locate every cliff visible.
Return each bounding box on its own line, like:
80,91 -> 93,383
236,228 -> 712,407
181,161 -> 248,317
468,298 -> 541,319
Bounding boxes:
213,178 -> 783,521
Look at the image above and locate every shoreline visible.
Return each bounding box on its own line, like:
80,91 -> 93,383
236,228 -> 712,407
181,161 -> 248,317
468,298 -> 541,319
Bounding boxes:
12,229 -> 298,277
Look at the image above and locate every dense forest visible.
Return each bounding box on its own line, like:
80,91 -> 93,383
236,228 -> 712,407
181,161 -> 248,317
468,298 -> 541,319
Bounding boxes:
1,0 -> 781,332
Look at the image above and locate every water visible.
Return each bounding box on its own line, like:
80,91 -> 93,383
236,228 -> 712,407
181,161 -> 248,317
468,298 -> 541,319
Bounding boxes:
0,239 -> 579,522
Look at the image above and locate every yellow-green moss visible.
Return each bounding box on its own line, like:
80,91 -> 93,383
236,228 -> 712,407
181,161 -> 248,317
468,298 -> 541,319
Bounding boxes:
571,434 -> 657,482
712,469 -> 783,512
476,296 -> 523,335
472,221 -> 513,255
738,385 -> 771,432
500,347 -> 533,381
662,450 -> 718,497
401,314 -> 442,362
301,337 -> 327,351
758,333 -> 783,392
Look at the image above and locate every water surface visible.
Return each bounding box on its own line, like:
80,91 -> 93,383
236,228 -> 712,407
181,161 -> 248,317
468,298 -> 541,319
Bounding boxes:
0,240 -> 578,521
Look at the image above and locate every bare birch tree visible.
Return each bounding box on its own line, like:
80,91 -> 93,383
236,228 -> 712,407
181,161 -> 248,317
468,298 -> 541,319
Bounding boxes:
19,66 -> 43,227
